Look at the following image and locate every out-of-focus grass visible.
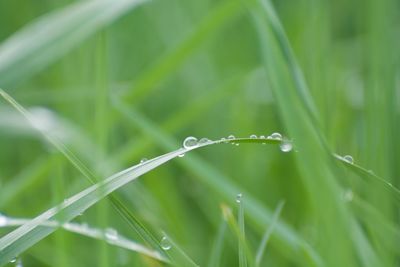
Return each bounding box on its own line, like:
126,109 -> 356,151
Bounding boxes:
0,0 -> 399,266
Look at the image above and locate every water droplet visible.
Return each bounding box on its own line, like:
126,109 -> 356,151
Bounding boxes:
236,193 -> 243,203
160,236 -> 172,250
140,158 -> 148,164
0,213 -> 8,227
105,228 -> 118,241
227,135 -> 235,140
198,138 -> 210,145
250,134 -> 257,139
343,155 -> 353,164
280,140 -> 293,152
183,136 -> 198,149
260,135 -> 266,139
10,258 -> 16,263
220,137 -> 227,143
342,189 -> 354,202
178,153 -> 185,158
270,132 -> 282,140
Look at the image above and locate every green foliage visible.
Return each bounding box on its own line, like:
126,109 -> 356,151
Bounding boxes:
0,0 -> 399,266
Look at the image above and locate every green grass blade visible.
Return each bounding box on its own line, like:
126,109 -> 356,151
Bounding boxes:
0,216 -> 167,263
255,200 -> 285,266
122,0 -> 245,103
237,194 -> 248,267
0,0 -> 148,87
221,204 -> 254,267
207,218 -> 227,267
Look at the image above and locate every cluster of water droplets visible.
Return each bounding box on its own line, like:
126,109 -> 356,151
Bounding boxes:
236,193 -> 243,203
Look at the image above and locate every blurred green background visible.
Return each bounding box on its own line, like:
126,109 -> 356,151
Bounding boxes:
0,0 -> 399,266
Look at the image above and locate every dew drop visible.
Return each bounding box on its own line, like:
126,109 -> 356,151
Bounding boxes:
270,132 -> 282,140
260,135 -> 266,139
183,136 -> 198,149
280,140 -> 293,152
227,135 -> 235,140
160,236 -> 172,250
0,213 -> 8,227
10,258 -> 16,263
342,189 -> 354,202
236,193 -> 243,203
178,153 -> 185,158
250,134 -> 257,139
140,158 -> 148,164
105,228 -> 118,241
343,155 -> 354,164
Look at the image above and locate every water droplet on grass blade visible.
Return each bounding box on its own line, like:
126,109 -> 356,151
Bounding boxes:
105,228 -> 118,241
10,258 -> 16,263
236,193 -> 243,203
160,236 -> 171,250
140,158 -> 148,164
343,155 -> 353,164
260,135 -> 266,139
178,153 -> 185,158
227,135 -> 235,140
280,140 -> 293,152
270,132 -> 282,140
183,136 -> 198,149
250,134 -> 257,139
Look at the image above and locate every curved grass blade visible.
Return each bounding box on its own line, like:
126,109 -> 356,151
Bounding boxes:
334,154 -> 400,202
255,200 -> 285,267
0,216 -> 167,263
0,0 -> 148,87
0,89 -> 167,259
0,91 -> 286,266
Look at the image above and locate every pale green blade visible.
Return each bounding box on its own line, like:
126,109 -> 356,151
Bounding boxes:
0,0 -> 148,87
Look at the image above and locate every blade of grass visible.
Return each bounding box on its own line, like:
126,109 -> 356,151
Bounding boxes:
221,204 -> 254,267
255,200 -> 284,266
0,88 -> 168,262
121,0 -> 245,104
236,194 -> 248,267
0,0 -> 148,87
0,216 -> 167,263
207,217 -> 227,267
